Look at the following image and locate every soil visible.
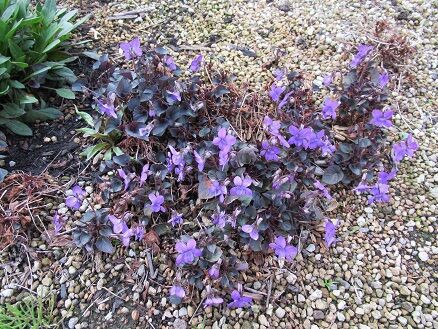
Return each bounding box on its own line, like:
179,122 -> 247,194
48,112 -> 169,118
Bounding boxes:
4,116 -> 84,177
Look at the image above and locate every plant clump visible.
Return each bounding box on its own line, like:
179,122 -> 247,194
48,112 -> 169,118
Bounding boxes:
68,38 -> 418,308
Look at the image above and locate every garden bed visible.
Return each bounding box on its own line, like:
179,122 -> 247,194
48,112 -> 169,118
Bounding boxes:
0,1 -> 437,329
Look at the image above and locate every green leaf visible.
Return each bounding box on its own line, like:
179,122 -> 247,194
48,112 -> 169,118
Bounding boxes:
9,80 -> 25,89
1,119 -> 32,136
10,61 -> 28,68
42,38 -> 61,53
23,107 -> 62,122
19,94 -> 38,104
81,142 -> 107,161
75,107 -> 93,126
1,2 -> 17,21
95,237 -> 114,253
26,64 -> 52,78
5,17 -> 23,39
55,88 -> 75,99
0,84 -> 10,95
7,39 -> 24,60
0,55 -> 10,65
0,67 -> 7,76
41,0 -> 56,25
0,103 -> 25,118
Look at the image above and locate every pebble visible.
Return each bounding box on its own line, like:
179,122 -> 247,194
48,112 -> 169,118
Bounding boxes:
275,307 -> 286,319
258,314 -> 269,327
418,251 -> 429,261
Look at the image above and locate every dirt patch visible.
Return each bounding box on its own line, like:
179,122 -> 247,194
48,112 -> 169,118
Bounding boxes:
4,116 -> 84,177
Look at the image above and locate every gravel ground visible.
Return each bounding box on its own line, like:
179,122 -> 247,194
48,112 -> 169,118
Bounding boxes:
1,0 -> 437,328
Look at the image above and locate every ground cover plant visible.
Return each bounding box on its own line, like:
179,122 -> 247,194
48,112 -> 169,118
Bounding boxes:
0,295 -> 56,329
66,37 -> 419,308
0,0 -> 88,137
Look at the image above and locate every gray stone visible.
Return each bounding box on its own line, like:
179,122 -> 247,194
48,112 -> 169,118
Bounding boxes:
68,317 -> 79,329
275,307 -> 286,319
258,314 -> 269,327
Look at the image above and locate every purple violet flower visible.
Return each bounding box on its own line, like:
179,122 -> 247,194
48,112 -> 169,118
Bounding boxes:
211,211 -> 228,228
324,220 -> 337,248
314,180 -> 333,200
322,97 -> 340,120
213,128 -> 236,152
379,72 -> 389,88
354,181 -> 371,193
148,191 -> 165,213
370,109 -> 393,128
97,93 -> 117,119
189,54 -> 203,72
278,91 -> 293,110
241,224 -> 259,240
119,37 -> 142,60
227,290 -> 252,309
269,84 -> 285,103
260,140 -> 280,161
140,164 -> 151,187
121,224 -> 133,247
269,236 -> 298,261
169,285 -> 185,299
118,168 -> 132,191
165,55 -> 177,71
167,145 -> 185,181
368,183 -> 390,204
288,125 -> 313,148
218,149 -> 230,168
230,176 -> 253,197
108,215 -> 124,234
193,150 -> 205,172
307,130 -> 325,150
53,211 -> 63,234
323,74 -> 333,87
65,185 -> 85,210
350,44 -> 373,68
378,168 -> 397,185
167,89 -> 181,103
263,116 -> 281,135
392,134 -> 419,163
274,68 -> 285,81
133,226 -> 145,241
208,265 -> 220,279
209,180 -> 227,203
169,211 -> 184,227
405,134 -> 419,157
175,238 -> 202,267
204,296 -> 224,308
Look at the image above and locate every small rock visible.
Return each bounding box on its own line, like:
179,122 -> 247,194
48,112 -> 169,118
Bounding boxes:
337,312 -> 345,322
275,307 -> 286,319
42,276 -> 52,287
306,244 -> 316,252
68,317 -> 79,329
400,286 -> 411,296
315,299 -> 328,310
173,319 -> 187,329
1,289 -> 14,298
314,310 -> 325,319
372,310 -> 382,320
338,300 -> 346,310
258,314 -> 269,327
131,310 -> 139,321
355,307 -> 365,315
179,307 -> 188,317
418,251 -> 429,261
309,289 -> 323,301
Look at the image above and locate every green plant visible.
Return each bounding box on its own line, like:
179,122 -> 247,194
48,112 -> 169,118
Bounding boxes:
0,295 -> 56,328
0,0 -> 88,136
322,278 -> 337,290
